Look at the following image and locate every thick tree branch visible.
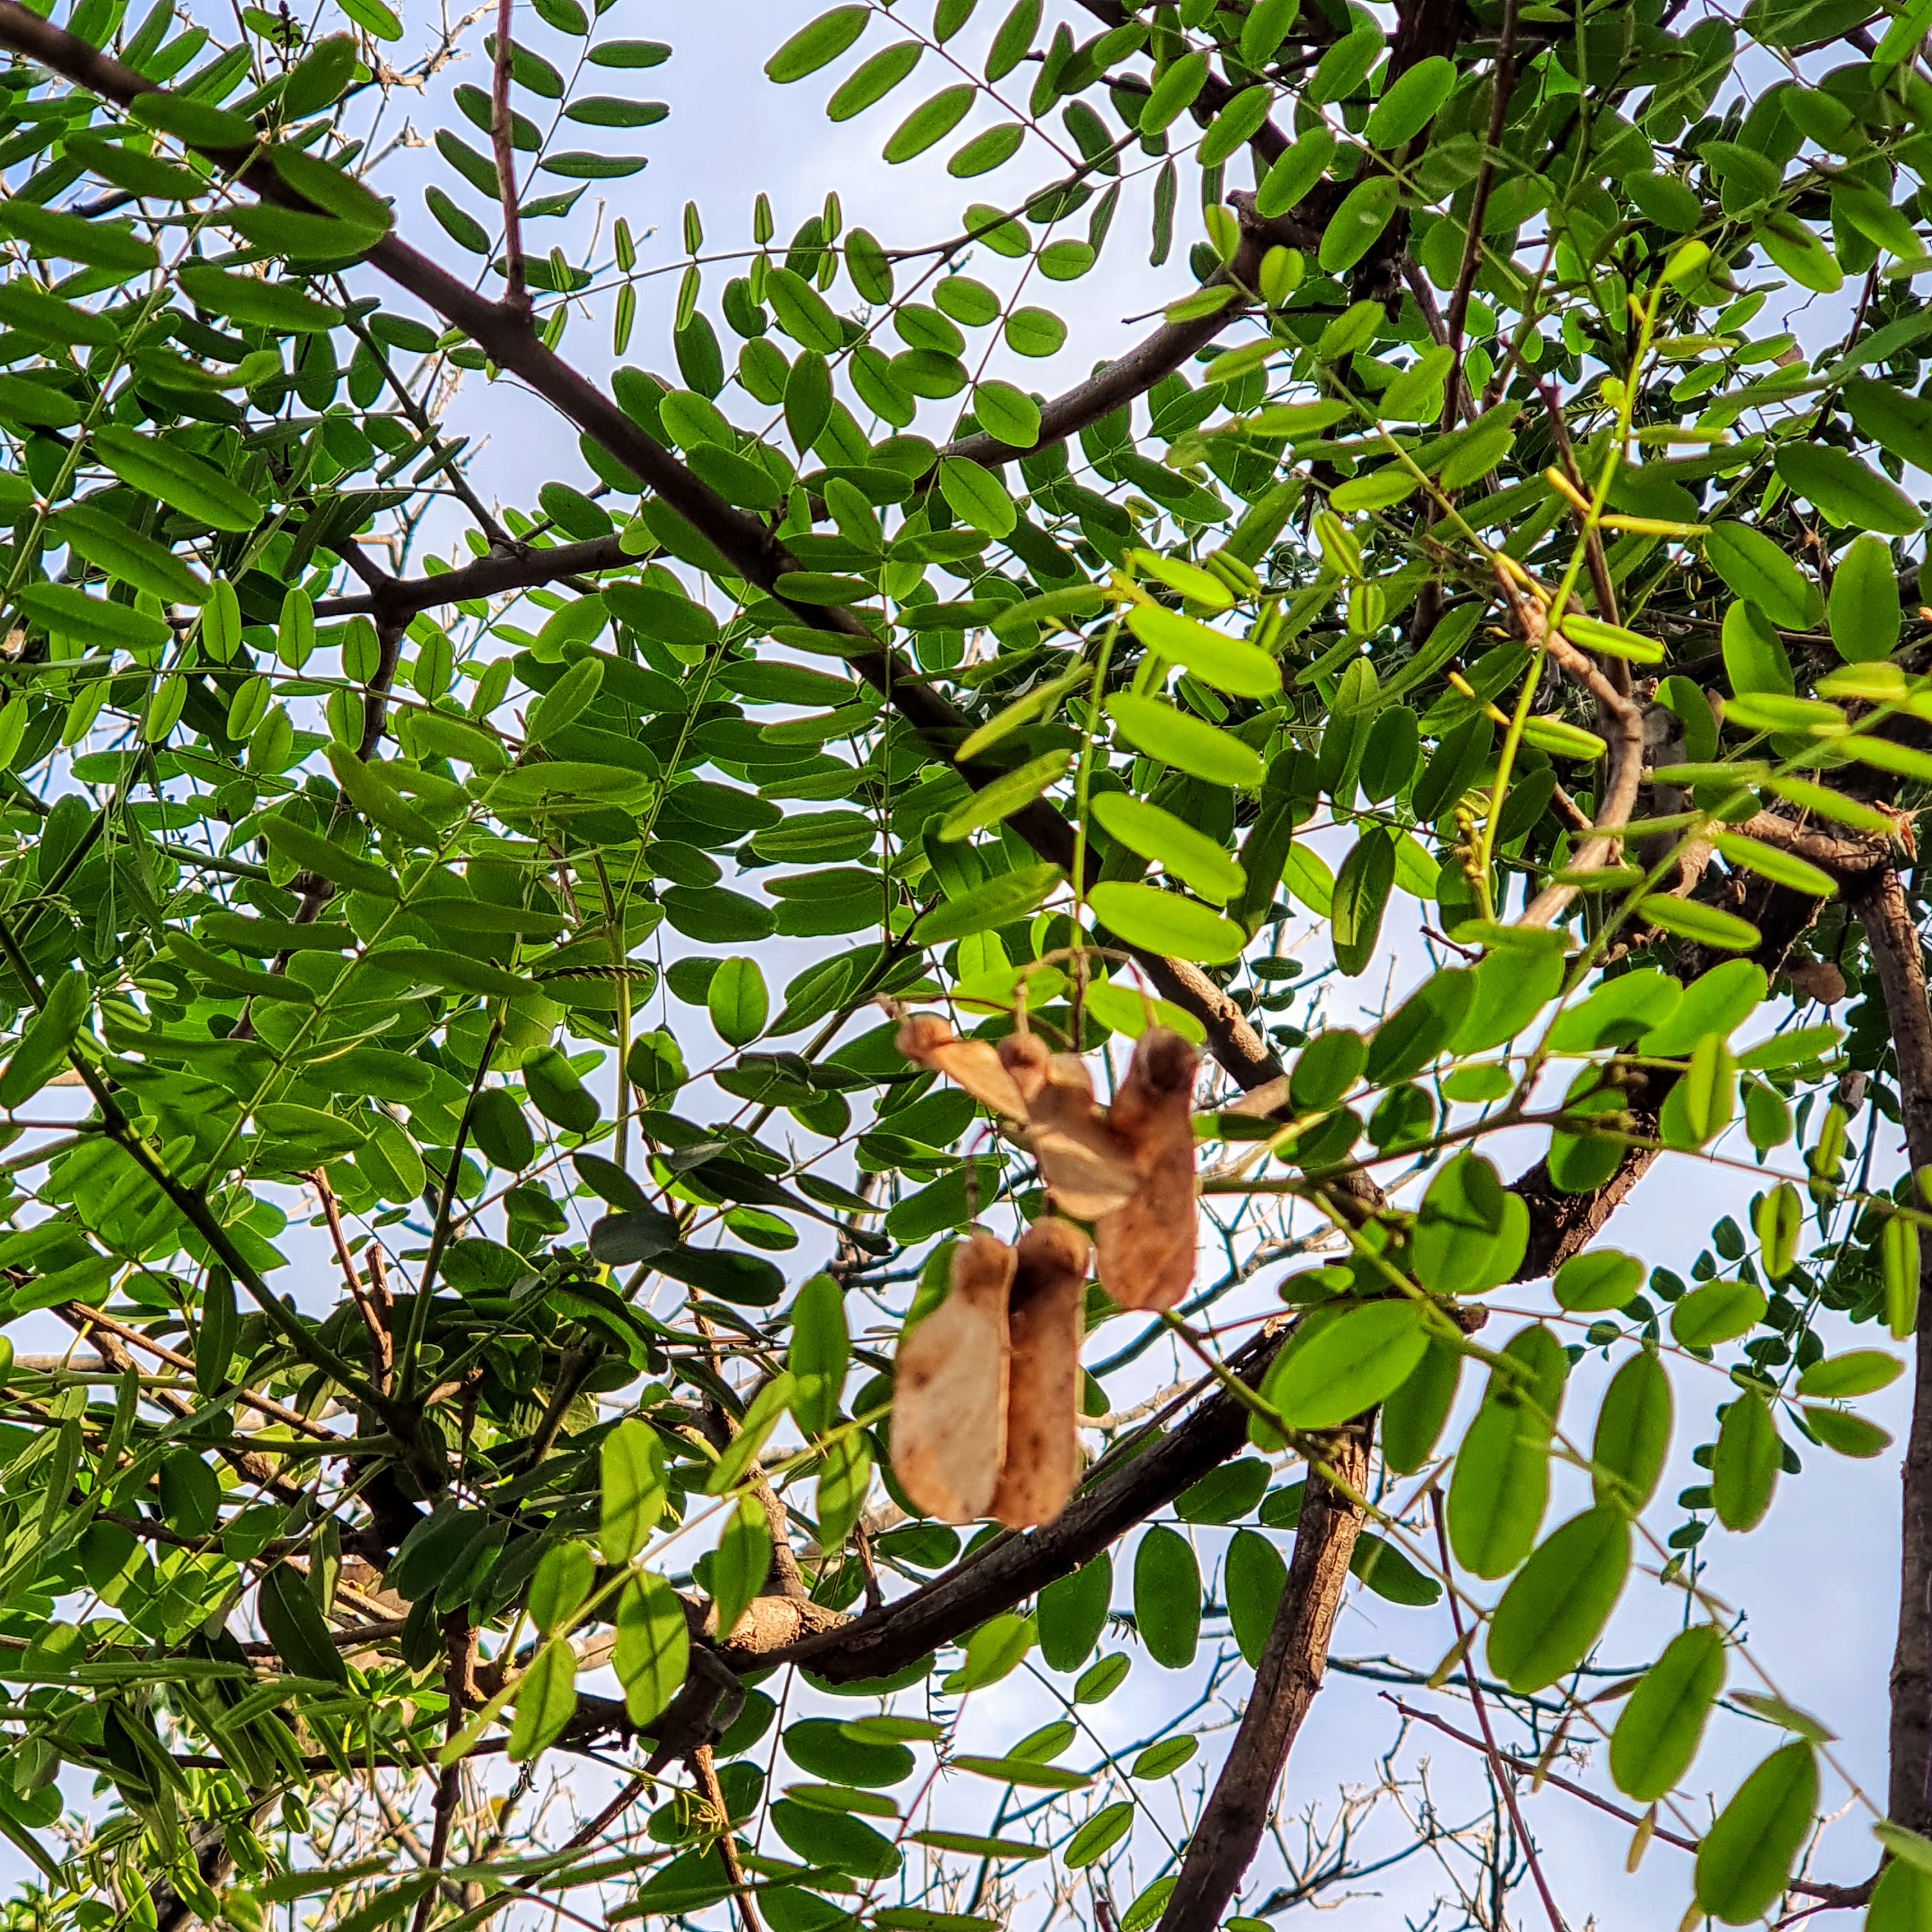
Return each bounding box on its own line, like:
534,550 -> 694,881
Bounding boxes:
1154,1422 -> 1369,1932
1853,864 -> 1932,1835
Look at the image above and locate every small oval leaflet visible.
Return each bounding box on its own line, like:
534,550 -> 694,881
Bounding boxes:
1609,1623 -> 1728,1802
1262,1300 -> 1430,1430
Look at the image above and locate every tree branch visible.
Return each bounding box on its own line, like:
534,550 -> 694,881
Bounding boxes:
1154,1421 -> 1369,1931
488,0 -> 527,318
1852,863 -> 1932,1836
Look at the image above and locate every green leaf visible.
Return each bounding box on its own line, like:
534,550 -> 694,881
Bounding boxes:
527,1542 -> 596,1632
268,148 -> 392,235
767,5 -> 869,80
915,862 -> 1061,942
1365,969 -> 1473,1084
1776,443 -> 1920,536
1088,795 -> 1241,905
89,427 -> 261,534
1331,829 -> 1396,977
1318,174 -> 1400,274
257,1565 -> 348,1683
1255,123 -> 1336,220
788,1716 -> 915,1786
884,84 -> 974,162
1365,54 -> 1454,145
1867,1858 -> 1932,1932
712,1494 -> 769,1641
940,749 -> 1071,842
827,37 -> 923,118
1754,211 -> 1842,294
59,510 -> 208,606
1797,1349 -> 1903,1399
613,1570 -> 689,1728
1712,1390 -> 1780,1531
507,1641 -> 578,1761
0,201 -> 157,274
1262,1300 -> 1430,1429
1755,1181 -> 1804,1277
1553,1249 -> 1643,1312
1591,1348 -> 1672,1510
706,1373 -> 797,1493
1105,693 -> 1266,787
15,585 -> 169,654
1140,50 -> 1208,132
526,657 -> 605,744
1639,896 -> 1760,953
339,0 -> 402,36
1846,377 -> 1932,470
1703,522 -> 1817,629
1087,882 -> 1246,965
1133,1525 -> 1200,1669
1609,1624 -> 1727,1801
1454,944 -> 1564,1054
1804,1406 -> 1893,1457
1670,1276 -> 1767,1349
1381,1338 -> 1462,1474
1038,1555 -> 1112,1672
1309,24 -> 1383,102
788,1273 -> 848,1437
937,457 -> 1018,536
1064,1802 -> 1133,1868
1712,831 -> 1836,899
599,1419 -> 666,1563
707,956 -> 769,1046
1694,1742 -> 1818,1924
0,970 -> 88,1110
765,266 -> 843,353
1485,1505 -> 1630,1692
972,379 -> 1041,448
1350,1531 -> 1441,1605
1225,1528 -> 1285,1662
1886,1213 -> 1922,1340
1125,603 -> 1280,700
816,1432 -> 872,1545
945,1612 -> 1034,1690
1447,1330 -> 1564,1577
1006,306 -> 1068,356
1411,1151 -> 1528,1296
951,1753 -> 1092,1790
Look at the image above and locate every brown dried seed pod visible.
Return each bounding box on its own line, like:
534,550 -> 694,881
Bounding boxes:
1094,1026 -> 1201,1311
988,1217 -> 1091,1531
889,1230 -> 1014,1524
997,1033 -> 1136,1219
896,1013 -> 1029,1120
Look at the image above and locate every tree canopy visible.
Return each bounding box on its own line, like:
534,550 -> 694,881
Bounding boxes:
2,0 -> 1932,1924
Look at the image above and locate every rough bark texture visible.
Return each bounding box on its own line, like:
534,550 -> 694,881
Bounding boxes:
1154,1423 -> 1370,1932
1855,866 -> 1932,1834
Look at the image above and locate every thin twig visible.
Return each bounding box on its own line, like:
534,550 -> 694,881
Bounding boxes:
1431,1497 -> 1568,1932
489,0 -> 526,316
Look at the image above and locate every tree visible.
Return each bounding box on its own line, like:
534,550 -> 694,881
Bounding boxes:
3,0 -> 1932,1922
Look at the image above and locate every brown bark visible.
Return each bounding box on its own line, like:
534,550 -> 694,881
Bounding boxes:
1854,866 -> 1932,1834
1154,1423 -> 1369,1932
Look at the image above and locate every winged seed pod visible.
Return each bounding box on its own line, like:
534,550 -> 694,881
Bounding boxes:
997,1031 -> 1137,1218
889,1230 -> 1014,1523
894,1013 -> 1028,1119
1094,1027 -> 1202,1311
989,1217 -> 1091,1531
